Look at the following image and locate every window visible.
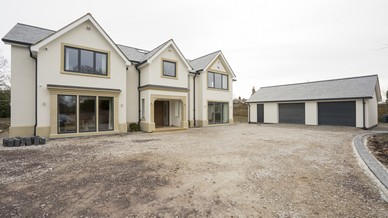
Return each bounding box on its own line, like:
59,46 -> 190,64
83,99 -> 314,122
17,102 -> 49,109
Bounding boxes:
64,46 -> 108,75
141,99 -> 145,119
58,95 -> 77,133
174,101 -> 180,117
208,71 -> 228,90
99,97 -> 114,131
163,60 -> 176,77
57,95 -> 114,133
79,96 -> 96,132
208,102 -> 229,124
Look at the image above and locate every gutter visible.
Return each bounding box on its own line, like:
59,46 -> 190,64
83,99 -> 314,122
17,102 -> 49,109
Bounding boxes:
29,48 -> 38,136
193,72 -> 199,127
134,64 -> 141,126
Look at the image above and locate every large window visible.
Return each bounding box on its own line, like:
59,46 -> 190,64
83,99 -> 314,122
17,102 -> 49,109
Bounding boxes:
208,72 -> 228,90
163,60 -> 176,77
64,46 -> 108,75
79,96 -> 96,132
99,97 -> 114,131
57,95 -> 114,134
208,102 -> 229,124
58,95 -> 77,133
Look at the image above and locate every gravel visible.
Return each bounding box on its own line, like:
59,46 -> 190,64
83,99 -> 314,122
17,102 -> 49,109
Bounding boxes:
1,123 -> 388,217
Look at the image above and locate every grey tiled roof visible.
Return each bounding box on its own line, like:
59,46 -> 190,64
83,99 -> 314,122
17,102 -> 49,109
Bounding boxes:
140,40 -> 171,63
248,75 -> 379,103
189,51 -> 219,71
117,44 -> 148,62
2,23 -> 55,45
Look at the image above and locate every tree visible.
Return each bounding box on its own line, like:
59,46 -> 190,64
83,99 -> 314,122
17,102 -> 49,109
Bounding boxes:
0,55 -> 10,90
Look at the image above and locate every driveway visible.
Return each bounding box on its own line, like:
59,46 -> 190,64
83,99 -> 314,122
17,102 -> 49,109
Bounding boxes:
1,124 -> 387,217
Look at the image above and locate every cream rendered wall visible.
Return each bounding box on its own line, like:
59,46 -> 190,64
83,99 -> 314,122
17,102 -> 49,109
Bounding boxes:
10,46 -> 36,128
143,45 -> 188,88
249,103 -> 257,123
305,101 -> 318,125
209,58 -> 226,72
126,66 -> 139,123
366,92 -> 378,128
36,20 -> 127,128
264,103 -> 278,123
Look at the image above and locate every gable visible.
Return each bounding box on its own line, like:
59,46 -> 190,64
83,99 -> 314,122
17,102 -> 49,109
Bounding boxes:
30,14 -> 130,65
209,57 -> 227,72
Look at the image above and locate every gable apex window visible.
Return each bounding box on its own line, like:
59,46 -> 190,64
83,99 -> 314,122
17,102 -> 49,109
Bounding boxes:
208,71 -> 228,90
162,60 -> 176,77
64,46 -> 108,76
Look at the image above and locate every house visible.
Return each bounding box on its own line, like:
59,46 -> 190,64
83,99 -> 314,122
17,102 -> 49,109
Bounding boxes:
247,75 -> 381,128
2,13 -> 235,138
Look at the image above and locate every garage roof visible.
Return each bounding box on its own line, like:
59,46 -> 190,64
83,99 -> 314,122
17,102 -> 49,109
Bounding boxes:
247,75 -> 381,103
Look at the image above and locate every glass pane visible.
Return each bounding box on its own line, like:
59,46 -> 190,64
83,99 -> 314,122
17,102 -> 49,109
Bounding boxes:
215,103 -> 222,123
163,61 -> 176,77
80,50 -> 94,73
208,103 -> 215,124
65,47 -> 79,71
96,53 -> 107,75
79,96 -> 96,132
215,73 -> 222,89
208,72 -> 214,88
58,95 -> 77,133
222,103 -> 229,123
99,97 -> 114,131
222,75 -> 228,90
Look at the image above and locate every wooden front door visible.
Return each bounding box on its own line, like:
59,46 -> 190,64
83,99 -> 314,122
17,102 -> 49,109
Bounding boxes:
154,101 -> 169,127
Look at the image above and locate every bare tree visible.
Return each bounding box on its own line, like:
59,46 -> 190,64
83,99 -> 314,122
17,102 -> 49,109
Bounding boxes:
0,54 -> 10,90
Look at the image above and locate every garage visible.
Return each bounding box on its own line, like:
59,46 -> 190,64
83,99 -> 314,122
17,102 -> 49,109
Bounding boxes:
279,103 -> 305,124
257,104 -> 264,123
318,101 -> 356,126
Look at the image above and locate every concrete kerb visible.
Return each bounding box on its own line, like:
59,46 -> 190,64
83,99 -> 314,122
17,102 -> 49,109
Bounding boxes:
352,131 -> 388,202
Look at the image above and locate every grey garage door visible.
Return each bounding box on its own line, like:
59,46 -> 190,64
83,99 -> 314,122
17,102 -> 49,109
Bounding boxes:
279,103 -> 305,124
257,104 -> 264,123
318,101 -> 356,126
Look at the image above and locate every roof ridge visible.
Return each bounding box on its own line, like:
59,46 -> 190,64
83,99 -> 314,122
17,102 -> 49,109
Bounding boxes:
116,44 -> 149,53
16,23 -> 56,32
189,50 -> 220,62
260,74 -> 378,89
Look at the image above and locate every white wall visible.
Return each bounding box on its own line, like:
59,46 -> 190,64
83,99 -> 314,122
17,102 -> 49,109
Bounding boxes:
36,20 -> 127,128
367,92 -> 378,128
10,45 -> 36,127
355,100 -> 363,128
305,101 -> 318,125
248,103 -> 257,123
264,103 -> 278,123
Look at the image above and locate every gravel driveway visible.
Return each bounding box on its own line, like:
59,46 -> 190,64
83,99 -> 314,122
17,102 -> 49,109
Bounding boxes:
1,123 -> 388,217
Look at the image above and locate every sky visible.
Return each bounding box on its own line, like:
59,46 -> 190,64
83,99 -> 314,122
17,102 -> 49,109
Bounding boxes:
0,0 -> 387,100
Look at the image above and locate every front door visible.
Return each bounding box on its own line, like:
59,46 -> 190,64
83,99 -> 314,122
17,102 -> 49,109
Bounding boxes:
154,101 -> 169,127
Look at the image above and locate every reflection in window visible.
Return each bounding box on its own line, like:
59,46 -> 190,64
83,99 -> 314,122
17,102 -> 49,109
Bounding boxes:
208,102 -> 229,124
58,95 -> 77,133
208,71 -> 228,90
79,96 -> 96,132
64,46 -> 108,75
99,97 -> 114,131
163,60 -> 176,77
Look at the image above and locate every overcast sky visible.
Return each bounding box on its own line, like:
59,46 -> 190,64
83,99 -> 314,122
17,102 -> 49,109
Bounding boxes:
0,0 -> 387,100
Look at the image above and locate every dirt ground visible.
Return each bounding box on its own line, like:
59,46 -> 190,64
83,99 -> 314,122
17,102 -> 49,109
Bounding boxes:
1,124 -> 388,217
367,133 -> 388,168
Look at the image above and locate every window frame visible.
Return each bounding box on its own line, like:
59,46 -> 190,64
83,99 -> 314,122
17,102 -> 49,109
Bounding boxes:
78,95 -> 97,133
162,60 -> 177,78
57,95 -> 77,134
207,102 -> 229,124
207,71 -> 228,90
98,96 -> 114,132
63,45 -> 109,76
